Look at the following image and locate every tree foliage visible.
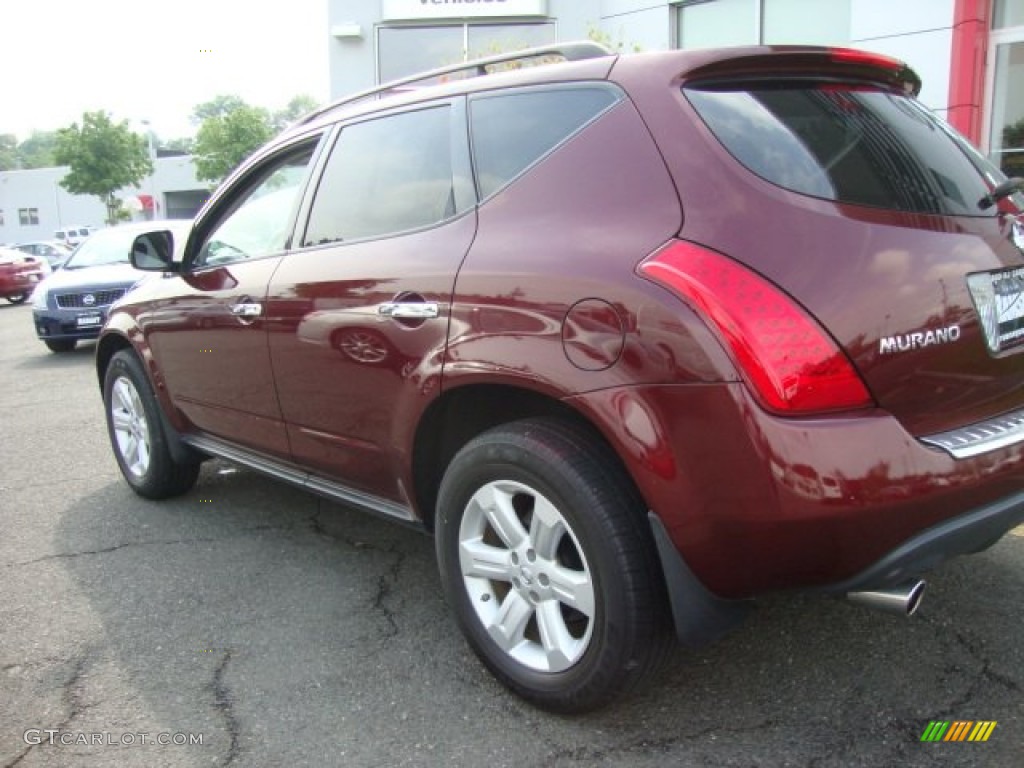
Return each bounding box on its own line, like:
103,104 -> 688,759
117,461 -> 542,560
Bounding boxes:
0,133 -> 17,171
54,112 -> 153,225
192,102 -> 273,183
0,131 -> 59,171
191,94 -> 248,124
271,94 -> 320,133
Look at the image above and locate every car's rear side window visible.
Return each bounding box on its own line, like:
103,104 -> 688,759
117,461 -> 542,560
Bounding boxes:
303,106 -> 455,246
685,84 -> 994,217
470,85 -> 620,199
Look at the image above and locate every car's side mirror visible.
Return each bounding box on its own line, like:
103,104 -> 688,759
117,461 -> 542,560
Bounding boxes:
131,231 -> 176,271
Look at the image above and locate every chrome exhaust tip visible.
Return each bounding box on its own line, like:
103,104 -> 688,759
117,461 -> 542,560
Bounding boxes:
846,579 -> 926,617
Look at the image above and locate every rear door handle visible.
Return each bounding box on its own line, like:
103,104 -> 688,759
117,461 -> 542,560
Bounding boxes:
230,302 -> 262,318
378,302 -> 439,319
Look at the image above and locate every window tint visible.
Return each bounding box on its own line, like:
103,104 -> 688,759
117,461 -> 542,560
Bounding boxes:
303,107 -> 454,246
470,87 -> 620,199
685,85 -> 993,216
196,145 -> 315,267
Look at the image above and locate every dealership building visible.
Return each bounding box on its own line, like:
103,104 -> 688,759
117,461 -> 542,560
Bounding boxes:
3,0 -> 1021,246
328,0 -> 1022,173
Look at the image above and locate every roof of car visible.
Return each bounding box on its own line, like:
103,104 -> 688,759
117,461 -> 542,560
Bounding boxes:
278,43 -> 919,148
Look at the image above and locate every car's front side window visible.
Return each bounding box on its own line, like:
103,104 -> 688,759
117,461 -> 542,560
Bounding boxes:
301,106 -> 455,247
194,144 -> 317,268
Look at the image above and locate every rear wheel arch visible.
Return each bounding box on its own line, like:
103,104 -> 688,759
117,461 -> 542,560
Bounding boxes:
412,384 -> 649,532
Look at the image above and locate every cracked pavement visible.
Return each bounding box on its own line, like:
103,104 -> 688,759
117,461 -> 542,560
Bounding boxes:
1,302 -> 1022,767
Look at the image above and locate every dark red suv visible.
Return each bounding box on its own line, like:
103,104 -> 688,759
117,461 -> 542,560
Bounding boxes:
96,43 -> 1024,712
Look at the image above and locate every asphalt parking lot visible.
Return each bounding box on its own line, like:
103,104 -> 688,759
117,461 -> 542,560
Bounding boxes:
1,299 -> 1021,768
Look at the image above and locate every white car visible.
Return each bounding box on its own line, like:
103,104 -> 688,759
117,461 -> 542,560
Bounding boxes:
53,226 -> 96,249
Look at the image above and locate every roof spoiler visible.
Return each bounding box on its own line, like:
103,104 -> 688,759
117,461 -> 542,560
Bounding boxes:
682,46 -> 921,97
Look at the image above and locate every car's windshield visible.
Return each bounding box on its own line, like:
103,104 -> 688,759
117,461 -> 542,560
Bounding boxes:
62,228 -> 136,269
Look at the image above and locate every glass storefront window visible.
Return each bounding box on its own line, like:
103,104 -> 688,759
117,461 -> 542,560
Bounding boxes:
377,23 -> 555,84
988,40 -> 1024,177
467,24 -> 555,60
762,0 -> 850,45
993,0 -> 1024,30
377,26 -> 464,83
676,0 -> 851,50
677,0 -> 758,49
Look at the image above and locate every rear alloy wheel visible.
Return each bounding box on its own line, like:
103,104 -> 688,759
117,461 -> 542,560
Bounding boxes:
6,293 -> 28,305
436,419 -> 672,713
103,349 -> 200,498
44,339 -> 77,353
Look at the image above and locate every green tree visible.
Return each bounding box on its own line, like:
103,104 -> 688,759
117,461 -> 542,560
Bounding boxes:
17,131 -> 58,169
271,94 -> 320,133
191,94 -> 248,124
192,103 -> 272,183
0,133 -> 17,171
54,111 -> 153,226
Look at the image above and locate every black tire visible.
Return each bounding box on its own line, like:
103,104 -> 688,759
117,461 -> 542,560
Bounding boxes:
6,293 -> 28,305
44,339 -> 77,353
436,419 -> 672,713
103,349 -> 200,499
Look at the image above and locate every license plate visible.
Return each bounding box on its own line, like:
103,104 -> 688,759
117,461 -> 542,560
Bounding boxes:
968,267 -> 1024,353
76,315 -> 103,327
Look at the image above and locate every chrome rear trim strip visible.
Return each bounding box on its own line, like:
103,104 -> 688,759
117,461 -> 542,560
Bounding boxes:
920,408 -> 1024,459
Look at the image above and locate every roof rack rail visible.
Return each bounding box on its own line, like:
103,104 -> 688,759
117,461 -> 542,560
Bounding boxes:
297,40 -> 613,127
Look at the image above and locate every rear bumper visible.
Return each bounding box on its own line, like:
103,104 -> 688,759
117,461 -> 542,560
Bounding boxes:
568,382 -> 1024,598
818,489 -> 1024,594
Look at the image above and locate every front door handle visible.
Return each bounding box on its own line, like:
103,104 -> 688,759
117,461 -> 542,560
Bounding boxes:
378,302 -> 439,319
230,302 -> 262,318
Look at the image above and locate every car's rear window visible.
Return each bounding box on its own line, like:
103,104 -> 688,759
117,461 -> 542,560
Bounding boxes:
685,84 -> 994,217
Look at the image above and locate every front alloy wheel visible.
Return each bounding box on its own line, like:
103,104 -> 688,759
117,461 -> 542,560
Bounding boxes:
103,349 -> 200,498
109,375 -> 152,478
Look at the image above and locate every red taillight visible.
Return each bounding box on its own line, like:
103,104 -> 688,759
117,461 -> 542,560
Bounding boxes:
638,241 -> 873,415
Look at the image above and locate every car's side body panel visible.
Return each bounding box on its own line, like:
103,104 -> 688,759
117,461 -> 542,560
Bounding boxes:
139,258 -> 292,459
445,98 -> 735,397
267,212 -> 479,504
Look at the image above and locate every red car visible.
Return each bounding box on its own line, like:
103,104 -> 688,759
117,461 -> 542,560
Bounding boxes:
0,246 -> 48,304
96,43 -> 1024,712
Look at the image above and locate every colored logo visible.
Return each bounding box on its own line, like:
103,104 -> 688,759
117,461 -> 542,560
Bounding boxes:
920,721 -> 997,742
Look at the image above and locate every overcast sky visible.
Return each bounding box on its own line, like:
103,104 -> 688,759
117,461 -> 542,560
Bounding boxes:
2,0 -> 329,142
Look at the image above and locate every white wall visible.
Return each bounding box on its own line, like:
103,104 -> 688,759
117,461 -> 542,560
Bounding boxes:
0,156 -> 206,245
